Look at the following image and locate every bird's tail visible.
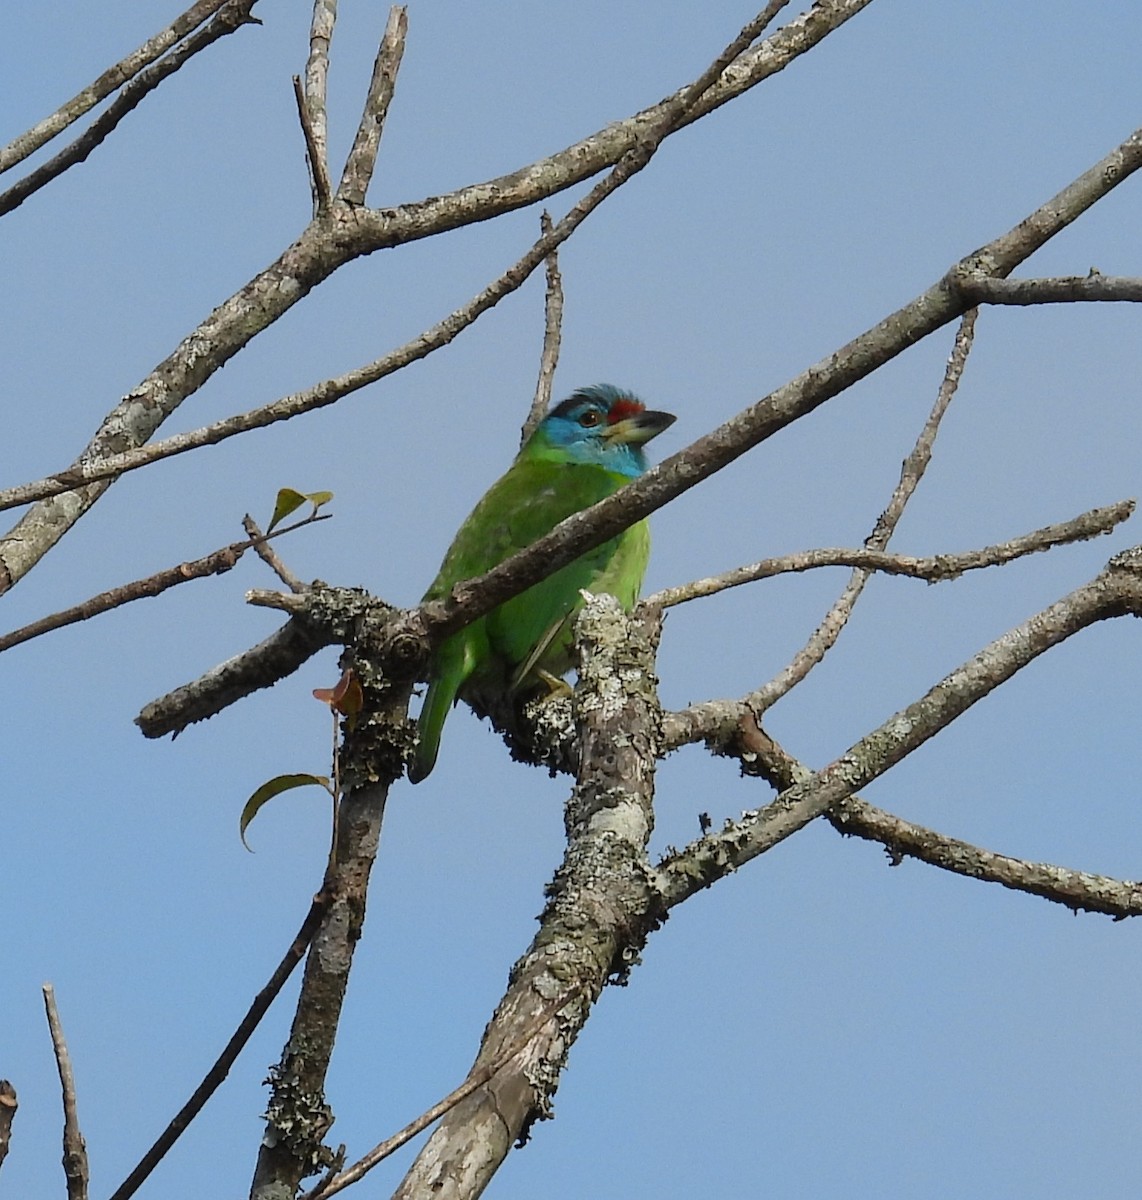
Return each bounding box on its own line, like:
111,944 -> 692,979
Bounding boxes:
408,677 -> 453,783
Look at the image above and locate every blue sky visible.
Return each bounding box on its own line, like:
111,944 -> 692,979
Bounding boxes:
3,2 -> 1142,1197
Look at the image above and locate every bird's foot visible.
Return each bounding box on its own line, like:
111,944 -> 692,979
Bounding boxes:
535,669 -> 574,699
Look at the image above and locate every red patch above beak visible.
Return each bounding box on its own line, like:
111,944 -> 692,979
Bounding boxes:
606,397 -> 645,424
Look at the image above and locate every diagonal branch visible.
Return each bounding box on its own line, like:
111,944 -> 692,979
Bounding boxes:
301,0 -> 337,209
0,512 -> 327,655
0,0 -> 235,173
132,124 -> 1142,738
403,130 -> 1142,653
336,5 -> 407,204
521,211 -> 564,445
0,1 -> 262,217
744,308 -> 979,709
645,498 -> 1133,608
107,894 -> 329,1200
392,597 -> 664,1200
656,547 -> 1142,908
739,722 -> 1142,919
0,0 -> 869,598
43,985 -> 89,1200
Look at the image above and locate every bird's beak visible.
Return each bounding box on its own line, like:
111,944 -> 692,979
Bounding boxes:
603,409 -> 676,445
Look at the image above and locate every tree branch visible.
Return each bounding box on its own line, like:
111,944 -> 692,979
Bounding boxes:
336,5 -> 407,204
301,0 -> 337,210
397,131 -> 1142,654
0,0 -> 868,596
0,0 -> 234,173
43,985 -> 89,1200
0,1 -> 262,217
964,273 -> 1142,305
293,75 -> 333,212
0,1081 -> 16,1174
646,498 -> 1134,608
249,650 -> 412,1197
521,211 -> 564,445
107,893 -> 331,1200
0,514 -> 327,655
656,547 -> 1142,907
739,720 -> 1142,919
393,597 -> 664,1199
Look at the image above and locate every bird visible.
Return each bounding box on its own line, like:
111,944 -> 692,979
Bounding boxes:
408,384 -> 675,783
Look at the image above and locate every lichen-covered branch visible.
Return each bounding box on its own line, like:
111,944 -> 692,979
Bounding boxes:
249,628 -> 413,1198
391,596 -> 665,1200
646,498 -> 1132,608
737,721 -> 1142,920
656,548 -> 1142,907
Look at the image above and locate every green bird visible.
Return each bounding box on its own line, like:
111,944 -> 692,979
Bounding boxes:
409,384 -> 675,782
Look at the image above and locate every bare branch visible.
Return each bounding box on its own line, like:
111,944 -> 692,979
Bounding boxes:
0,0 -> 233,173
393,597 -> 663,1199
965,273 -> 1142,305
293,75 -> 333,212
0,1081 -> 16,1173
646,498 -> 1134,607
244,515 -> 306,592
521,211 -> 564,446
136,616 -> 333,738
306,987 -> 582,1199
250,663 -> 413,1197
751,309 -> 979,707
831,795 -> 1142,918
0,1 -> 262,217
0,514 -> 327,655
42,985 -> 89,1200
107,894 -> 330,1200
337,6 -> 408,204
655,549 -> 1142,908
0,0 -> 869,596
741,722 -> 1142,919
302,0 -> 337,201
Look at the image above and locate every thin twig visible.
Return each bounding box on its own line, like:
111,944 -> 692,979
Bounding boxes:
521,211 -> 564,446
0,0 -> 230,173
107,893 -> 331,1200
305,986 -> 581,1199
293,75 -> 333,212
337,5 -> 408,204
303,0 -> 337,203
748,309 -> 979,712
965,274 -> 1142,304
243,515 -> 307,592
0,1 -> 962,595
646,498 -> 1134,607
656,548 -> 1142,908
0,1081 -> 16,1172
739,719 -> 1142,919
0,513 -> 328,655
0,6 -> 774,517
0,1 -> 261,217
42,985 -> 89,1200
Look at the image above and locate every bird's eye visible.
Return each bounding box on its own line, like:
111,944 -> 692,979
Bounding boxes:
579,410 -> 602,428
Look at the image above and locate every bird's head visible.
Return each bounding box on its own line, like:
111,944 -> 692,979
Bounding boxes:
533,384 -> 675,478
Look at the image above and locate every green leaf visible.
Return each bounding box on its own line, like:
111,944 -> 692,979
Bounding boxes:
240,773 -> 332,851
267,488 -> 332,533
267,488 -> 308,532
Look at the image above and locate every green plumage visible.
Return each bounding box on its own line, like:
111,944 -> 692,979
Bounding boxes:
409,386 -> 673,782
